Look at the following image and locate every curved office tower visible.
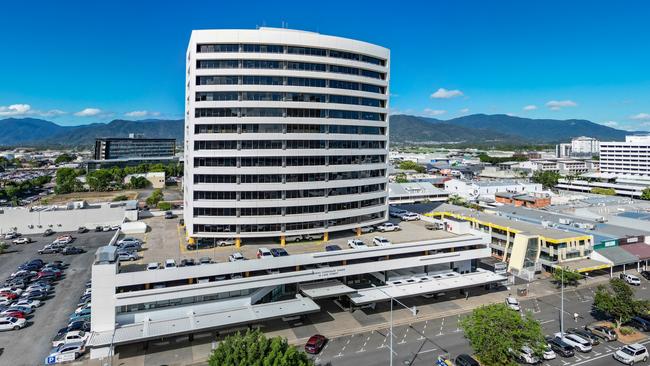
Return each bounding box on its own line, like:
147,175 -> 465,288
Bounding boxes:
184,28 -> 390,244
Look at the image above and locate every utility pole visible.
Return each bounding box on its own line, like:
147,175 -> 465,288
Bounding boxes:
560,267 -> 565,335
373,285 -> 417,366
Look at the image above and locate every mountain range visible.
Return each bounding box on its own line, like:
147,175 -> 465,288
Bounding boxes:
0,114 -> 638,148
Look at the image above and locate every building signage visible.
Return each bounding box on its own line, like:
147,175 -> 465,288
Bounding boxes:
604,240 -> 617,247
316,267 -> 346,279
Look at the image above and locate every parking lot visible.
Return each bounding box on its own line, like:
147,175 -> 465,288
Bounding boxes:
118,215 -> 454,272
0,230 -> 114,366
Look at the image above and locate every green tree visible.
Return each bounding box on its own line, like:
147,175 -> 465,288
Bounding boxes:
128,176 -> 150,189
87,169 -> 114,191
478,153 -> 528,164
398,160 -> 426,174
149,163 -> 166,172
591,187 -> 616,196
448,194 -> 466,206
552,267 -> 583,287
55,167 -> 81,194
146,189 -> 164,206
208,329 -> 313,366
460,303 -> 546,366
157,201 -> 172,211
54,153 -> 76,164
593,278 -> 650,328
640,187 -> 650,201
394,173 -> 408,183
531,170 -> 560,189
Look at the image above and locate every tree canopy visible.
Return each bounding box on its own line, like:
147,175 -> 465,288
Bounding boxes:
478,153 -> 528,164
54,153 -> 76,164
552,267 -> 583,287
55,167 -> 81,194
398,160 -> 427,174
593,278 -> 649,328
641,187 -> 650,201
208,329 -> 313,366
460,303 -> 546,366
531,170 -> 560,189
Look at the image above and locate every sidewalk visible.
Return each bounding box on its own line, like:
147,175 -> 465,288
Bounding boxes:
77,274 -> 614,366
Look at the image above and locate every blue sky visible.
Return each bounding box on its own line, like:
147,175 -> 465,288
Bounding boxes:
1,0 -> 650,130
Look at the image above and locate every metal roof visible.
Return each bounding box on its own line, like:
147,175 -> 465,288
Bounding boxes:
299,280 -> 356,299
620,243 -> 650,261
389,182 -> 448,198
596,247 -> 639,266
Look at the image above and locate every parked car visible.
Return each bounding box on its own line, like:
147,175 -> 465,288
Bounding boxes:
117,252 -> 139,261
164,259 -> 176,269
304,334 -> 327,354
620,273 -> 641,286
257,247 -> 273,259
2,310 -> 26,319
77,226 -> 88,233
164,211 -> 175,219
53,235 -> 73,245
62,247 -> 85,255
4,232 -> 18,240
372,237 -> 392,246
228,252 -> 245,262
325,244 -> 342,252
302,233 -> 324,241
217,238 -> 235,247
199,257 -> 212,265
270,248 -> 289,257
12,237 -> 32,245
68,314 -> 90,325
284,234 -> 304,243
52,330 -> 89,347
567,328 -> 600,345
2,305 -> 33,315
180,259 -> 196,267
347,239 -> 368,249
352,226 -> 375,234
47,342 -> 85,361
146,262 -> 159,271
628,316 -> 650,332
389,208 -> 407,218
542,344 -> 557,360
614,343 -> 649,365
117,237 -> 141,246
43,229 -> 54,236
399,212 -> 420,221
94,226 -> 103,232
515,345 -> 540,364
505,297 -> 521,311
376,222 -> 400,232
38,245 -> 60,254
0,316 -> 26,331
454,354 -> 480,366
555,333 -> 592,352
547,337 -> 575,357
14,299 -> 41,308
641,270 -> 650,280
66,320 -> 90,332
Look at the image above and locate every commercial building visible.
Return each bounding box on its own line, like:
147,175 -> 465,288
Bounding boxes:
183,28 -> 390,244
87,224 -> 505,359
444,179 -> 543,201
388,182 -> 449,204
494,192 -> 551,208
556,136 -> 600,158
94,137 -> 176,160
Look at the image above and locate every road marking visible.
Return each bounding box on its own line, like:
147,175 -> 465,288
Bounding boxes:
345,339 -> 350,345
438,318 -> 445,335
540,319 -> 555,324
417,348 -> 437,355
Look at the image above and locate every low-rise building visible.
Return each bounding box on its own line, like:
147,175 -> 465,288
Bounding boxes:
124,172 -> 166,189
494,192 -> 551,208
388,182 -> 449,204
444,179 -> 542,201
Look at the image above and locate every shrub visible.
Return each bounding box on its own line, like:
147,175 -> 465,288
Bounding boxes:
112,195 -> 129,202
620,326 -> 636,335
157,201 -> 172,211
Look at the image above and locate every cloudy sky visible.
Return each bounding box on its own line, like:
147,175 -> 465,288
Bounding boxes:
1,0 -> 650,130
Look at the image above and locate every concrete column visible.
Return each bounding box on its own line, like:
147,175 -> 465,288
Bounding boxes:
280,235 -> 286,247
236,237 -> 241,248
324,232 -> 329,241
356,227 -> 361,236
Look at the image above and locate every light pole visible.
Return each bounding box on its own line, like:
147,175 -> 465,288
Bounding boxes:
373,285 -> 417,366
560,266 -> 565,335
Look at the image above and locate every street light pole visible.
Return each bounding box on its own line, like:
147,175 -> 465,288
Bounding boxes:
560,267 -> 564,335
373,285 -> 417,366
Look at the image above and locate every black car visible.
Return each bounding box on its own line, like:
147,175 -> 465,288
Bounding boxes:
547,337 -> 575,357
180,259 -> 196,267
18,263 -> 41,271
164,211 -> 175,219
455,354 -> 480,366
628,316 -> 650,331
95,226 -> 103,232
43,229 -> 54,236
77,226 -> 88,234
325,245 -> 342,252
23,290 -> 47,300
62,247 -> 85,255
67,320 -> 90,332
270,248 -> 289,257
641,271 -> 650,280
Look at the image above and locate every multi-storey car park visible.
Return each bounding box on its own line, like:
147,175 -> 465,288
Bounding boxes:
183,27 -> 391,246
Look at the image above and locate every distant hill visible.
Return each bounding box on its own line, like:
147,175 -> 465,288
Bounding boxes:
0,113 -> 639,148
390,114 -> 630,143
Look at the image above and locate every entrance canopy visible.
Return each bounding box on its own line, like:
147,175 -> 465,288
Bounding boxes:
559,258 -> 611,273
299,280 -> 356,299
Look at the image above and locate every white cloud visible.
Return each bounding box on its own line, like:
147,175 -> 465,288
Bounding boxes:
430,88 -> 464,99
74,108 -> 102,117
125,110 -> 160,118
602,121 -> 619,127
546,100 -> 577,110
630,113 -> 650,121
39,109 -> 67,118
459,108 -> 470,114
0,104 -> 32,116
506,112 -> 516,117
523,105 -> 538,111
423,108 -> 446,116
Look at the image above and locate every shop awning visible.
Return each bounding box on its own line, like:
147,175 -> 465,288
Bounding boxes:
595,247 -> 639,266
299,280 -> 356,299
557,258 -> 611,273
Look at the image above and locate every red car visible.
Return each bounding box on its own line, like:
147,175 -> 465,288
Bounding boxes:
3,310 -> 26,319
304,334 -> 327,354
0,292 -> 18,300
36,271 -> 61,280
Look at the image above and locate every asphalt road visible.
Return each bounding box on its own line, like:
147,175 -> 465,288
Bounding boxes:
0,230 -> 114,366
313,280 -> 650,366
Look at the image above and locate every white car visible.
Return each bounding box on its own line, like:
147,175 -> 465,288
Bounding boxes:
52,330 -> 89,347
347,239 -> 368,249
0,287 -> 23,296
164,259 -> 176,269
102,225 -> 111,232
555,333 -> 592,352
373,237 -> 392,246
517,346 -> 540,364
229,252 -> 245,262
4,232 -> 18,240
12,237 -> 31,244
217,238 -> 235,247
400,212 -> 420,221
351,226 -> 375,234
0,316 -> 26,331
377,222 -> 400,232
542,344 -> 556,360
505,297 -> 520,311
48,342 -> 85,361
118,237 -> 141,246
614,343 -> 649,364
75,304 -> 91,314
110,225 -> 121,231
620,273 -> 641,286
15,299 -> 41,308
53,235 -> 73,245
0,298 -> 13,306
146,262 -> 160,271
257,247 -> 273,259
